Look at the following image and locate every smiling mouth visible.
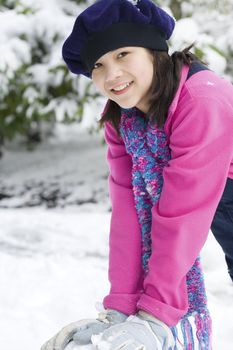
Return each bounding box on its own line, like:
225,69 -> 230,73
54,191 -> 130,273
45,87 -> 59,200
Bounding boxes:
111,81 -> 133,94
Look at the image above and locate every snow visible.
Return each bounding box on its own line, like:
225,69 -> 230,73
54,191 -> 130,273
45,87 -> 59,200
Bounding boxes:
171,17 -> 229,77
0,208 -> 109,350
0,125 -> 233,350
0,1 -> 233,349
90,335 -> 111,350
0,0 -> 91,128
171,17 -> 199,47
204,46 -> 227,75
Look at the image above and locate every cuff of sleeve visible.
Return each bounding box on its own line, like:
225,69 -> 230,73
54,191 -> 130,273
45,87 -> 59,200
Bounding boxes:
137,293 -> 188,326
103,293 -> 141,316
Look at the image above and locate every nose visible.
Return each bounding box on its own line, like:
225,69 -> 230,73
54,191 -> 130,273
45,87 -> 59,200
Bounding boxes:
104,62 -> 123,85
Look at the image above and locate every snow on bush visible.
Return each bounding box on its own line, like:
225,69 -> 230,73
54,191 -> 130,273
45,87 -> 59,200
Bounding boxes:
0,0 -> 100,146
0,0 -> 232,147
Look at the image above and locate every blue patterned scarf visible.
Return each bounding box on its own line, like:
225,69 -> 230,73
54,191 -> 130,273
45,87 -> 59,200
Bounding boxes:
119,107 -> 212,349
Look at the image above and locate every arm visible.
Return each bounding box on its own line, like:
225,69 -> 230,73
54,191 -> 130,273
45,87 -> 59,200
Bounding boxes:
103,121 -> 144,315
137,93 -> 233,326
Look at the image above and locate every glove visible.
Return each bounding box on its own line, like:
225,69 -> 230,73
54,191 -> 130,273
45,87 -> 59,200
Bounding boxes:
40,308 -> 127,350
94,310 -> 175,350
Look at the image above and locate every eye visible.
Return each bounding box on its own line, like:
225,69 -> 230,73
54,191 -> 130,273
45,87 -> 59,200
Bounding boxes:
93,62 -> 102,70
117,51 -> 129,58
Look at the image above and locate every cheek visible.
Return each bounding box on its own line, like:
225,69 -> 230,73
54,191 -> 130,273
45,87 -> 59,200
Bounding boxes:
135,69 -> 153,93
142,61 -> 153,78
130,60 -> 153,81
92,76 -> 105,94
145,67 -> 154,88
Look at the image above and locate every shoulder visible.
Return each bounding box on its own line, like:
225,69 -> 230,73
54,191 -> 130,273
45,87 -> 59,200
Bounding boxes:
172,68 -> 233,124
182,68 -> 233,108
167,69 -> 233,137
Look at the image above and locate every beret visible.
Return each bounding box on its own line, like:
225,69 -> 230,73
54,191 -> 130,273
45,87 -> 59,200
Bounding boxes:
62,0 -> 175,78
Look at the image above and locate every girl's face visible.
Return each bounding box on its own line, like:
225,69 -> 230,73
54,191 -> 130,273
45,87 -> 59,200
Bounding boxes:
91,46 -> 154,113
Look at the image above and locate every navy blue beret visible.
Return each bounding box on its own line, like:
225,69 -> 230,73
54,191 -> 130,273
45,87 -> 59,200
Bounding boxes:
62,0 -> 175,78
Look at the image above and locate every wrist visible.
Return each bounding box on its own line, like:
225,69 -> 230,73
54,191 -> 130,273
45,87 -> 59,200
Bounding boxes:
98,308 -> 128,324
138,310 -> 170,330
138,310 -> 175,348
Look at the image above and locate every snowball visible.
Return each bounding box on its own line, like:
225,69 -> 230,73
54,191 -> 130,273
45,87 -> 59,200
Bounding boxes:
91,334 -> 111,350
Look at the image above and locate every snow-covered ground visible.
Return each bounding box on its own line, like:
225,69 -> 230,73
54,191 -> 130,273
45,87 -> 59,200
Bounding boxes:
0,125 -> 233,350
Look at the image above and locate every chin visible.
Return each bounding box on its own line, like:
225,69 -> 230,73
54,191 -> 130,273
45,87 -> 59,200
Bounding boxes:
116,102 -> 136,109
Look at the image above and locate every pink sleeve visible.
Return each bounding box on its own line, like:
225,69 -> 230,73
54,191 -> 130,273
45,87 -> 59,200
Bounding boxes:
137,92 -> 233,325
103,121 -> 144,315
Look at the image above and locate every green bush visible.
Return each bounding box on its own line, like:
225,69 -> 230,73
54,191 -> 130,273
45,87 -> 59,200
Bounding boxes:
0,0 -> 100,148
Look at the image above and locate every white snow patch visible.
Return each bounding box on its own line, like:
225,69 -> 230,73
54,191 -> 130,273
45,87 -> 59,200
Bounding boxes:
171,18 -> 199,51
204,47 -> 227,75
91,334 -> 111,350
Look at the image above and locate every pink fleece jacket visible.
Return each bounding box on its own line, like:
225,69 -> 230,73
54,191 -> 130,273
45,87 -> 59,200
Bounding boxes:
103,65 -> 233,326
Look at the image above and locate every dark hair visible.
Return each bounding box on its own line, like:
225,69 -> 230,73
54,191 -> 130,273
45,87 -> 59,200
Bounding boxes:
98,44 -> 204,136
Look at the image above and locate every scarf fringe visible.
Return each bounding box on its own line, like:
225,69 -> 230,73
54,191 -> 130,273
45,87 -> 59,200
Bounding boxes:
194,312 -> 212,349
169,312 -> 212,349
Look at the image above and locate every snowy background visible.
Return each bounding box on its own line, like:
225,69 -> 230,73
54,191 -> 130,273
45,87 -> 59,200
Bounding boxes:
1,0 -> 233,349
1,125 -> 233,350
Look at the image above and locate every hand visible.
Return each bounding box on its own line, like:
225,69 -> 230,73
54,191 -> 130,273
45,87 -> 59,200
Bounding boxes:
40,309 -> 127,350
95,310 -> 175,350
41,319 -> 97,350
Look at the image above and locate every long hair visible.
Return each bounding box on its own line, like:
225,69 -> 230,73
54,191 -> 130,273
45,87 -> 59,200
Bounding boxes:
98,44 -> 203,136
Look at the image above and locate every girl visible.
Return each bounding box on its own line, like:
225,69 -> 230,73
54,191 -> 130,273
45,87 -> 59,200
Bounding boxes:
41,0 -> 233,349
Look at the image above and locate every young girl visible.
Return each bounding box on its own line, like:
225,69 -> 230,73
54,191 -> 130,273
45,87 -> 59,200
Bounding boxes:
41,0 -> 233,349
